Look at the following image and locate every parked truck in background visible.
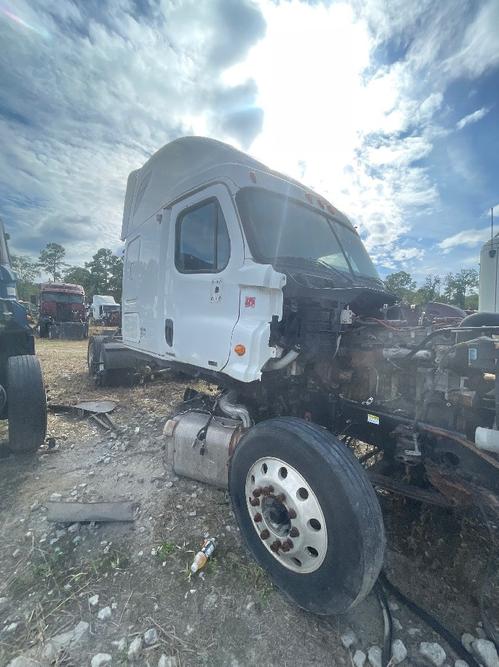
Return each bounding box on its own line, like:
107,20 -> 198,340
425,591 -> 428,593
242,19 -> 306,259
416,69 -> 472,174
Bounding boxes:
39,282 -> 88,339
0,219 -> 47,453
479,232 -> 499,312
90,295 -> 121,327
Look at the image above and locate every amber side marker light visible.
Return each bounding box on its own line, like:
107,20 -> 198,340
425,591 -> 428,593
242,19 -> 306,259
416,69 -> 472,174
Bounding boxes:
234,344 -> 246,356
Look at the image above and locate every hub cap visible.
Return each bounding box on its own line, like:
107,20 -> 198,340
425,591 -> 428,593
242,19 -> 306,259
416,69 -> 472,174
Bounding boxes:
245,457 -> 328,573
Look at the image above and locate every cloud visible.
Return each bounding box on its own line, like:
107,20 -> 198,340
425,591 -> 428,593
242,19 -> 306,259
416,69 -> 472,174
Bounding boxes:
0,0 -> 266,263
456,106 -> 491,130
2,0 -> 499,274
438,227 -> 490,253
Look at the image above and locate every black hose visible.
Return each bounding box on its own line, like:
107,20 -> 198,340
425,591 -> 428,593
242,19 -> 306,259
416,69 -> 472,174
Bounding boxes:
375,581 -> 393,667
379,571 -> 481,667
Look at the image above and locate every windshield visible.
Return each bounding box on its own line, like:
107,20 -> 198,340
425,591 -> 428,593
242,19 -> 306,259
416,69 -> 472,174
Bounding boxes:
236,188 -> 379,281
42,292 -> 84,304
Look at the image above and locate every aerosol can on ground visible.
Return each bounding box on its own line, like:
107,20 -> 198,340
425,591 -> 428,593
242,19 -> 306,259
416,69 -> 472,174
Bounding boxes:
190,538 -> 216,574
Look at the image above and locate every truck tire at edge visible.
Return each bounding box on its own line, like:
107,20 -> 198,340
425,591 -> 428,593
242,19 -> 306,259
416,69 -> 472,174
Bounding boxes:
7,355 -> 47,453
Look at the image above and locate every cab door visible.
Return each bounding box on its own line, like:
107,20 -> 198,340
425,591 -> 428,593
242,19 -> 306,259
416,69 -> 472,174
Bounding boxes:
165,184 -> 244,372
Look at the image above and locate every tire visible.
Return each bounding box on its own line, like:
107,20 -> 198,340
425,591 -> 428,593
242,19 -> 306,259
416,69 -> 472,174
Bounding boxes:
87,336 -> 106,379
39,322 -> 48,338
7,355 -> 47,453
229,417 -> 385,615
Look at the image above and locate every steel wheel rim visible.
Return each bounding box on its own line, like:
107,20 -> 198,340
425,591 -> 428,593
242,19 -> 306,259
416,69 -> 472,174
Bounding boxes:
245,456 -> 328,573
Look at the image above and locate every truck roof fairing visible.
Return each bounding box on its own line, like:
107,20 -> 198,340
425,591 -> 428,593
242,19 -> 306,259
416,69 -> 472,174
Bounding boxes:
121,136 -> 351,241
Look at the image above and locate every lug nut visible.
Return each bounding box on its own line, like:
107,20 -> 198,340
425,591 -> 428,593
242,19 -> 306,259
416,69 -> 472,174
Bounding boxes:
270,540 -> 281,552
289,527 -> 299,538
262,485 -> 274,495
276,493 -> 285,503
252,488 -> 262,498
288,509 -> 297,519
281,541 -> 290,553
250,498 -> 260,507
260,529 -> 270,540
253,513 -> 262,523
284,539 -> 294,551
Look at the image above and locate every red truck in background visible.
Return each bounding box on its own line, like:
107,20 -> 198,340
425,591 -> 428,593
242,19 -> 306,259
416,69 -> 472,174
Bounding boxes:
39,282 -> 88,339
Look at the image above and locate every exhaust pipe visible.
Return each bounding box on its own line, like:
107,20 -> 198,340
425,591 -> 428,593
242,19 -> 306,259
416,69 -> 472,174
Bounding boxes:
219,390 -> 252,428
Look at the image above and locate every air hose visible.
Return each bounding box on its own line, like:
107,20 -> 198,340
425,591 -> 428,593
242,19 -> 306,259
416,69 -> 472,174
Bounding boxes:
378,571 -> 481,667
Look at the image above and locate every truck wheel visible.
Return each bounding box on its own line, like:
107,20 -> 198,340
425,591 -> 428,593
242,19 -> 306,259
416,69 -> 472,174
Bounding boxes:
7,355 -> 47,453
87,336 -> 105,379
229,417 -> 385,615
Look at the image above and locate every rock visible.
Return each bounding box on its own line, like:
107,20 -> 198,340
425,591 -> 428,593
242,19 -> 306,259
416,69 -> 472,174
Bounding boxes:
408,627 -> 421,637
49,493 -> 62,502
392,617 -> 403,631
5,622 -> 19,633
353,650 -> 366,667
42,621 -> 89,660
462,633 -> 476,652
88,594 -> 99,607
455,661 -> 469,667
0,597 -> 8,609
340,629 -> 357,649
91,654 -> 112,667
368,646 -> 382,667
128,636 -> 143,660
419,642 -> 446,667
143,628 -> 159,646
68,523 -> 80,534
391,639 -> 407,664
471,639 -> 499,667
6,657 -> 41,667
97,606 -> 112,621
158,656 -> 178,667
112,638 -> 126,652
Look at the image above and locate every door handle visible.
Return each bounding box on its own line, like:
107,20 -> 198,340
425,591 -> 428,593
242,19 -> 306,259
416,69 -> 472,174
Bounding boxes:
165,318 -> 174,347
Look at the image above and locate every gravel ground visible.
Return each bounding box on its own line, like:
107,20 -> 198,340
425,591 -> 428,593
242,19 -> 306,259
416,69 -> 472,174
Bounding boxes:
0,338 -> 497,667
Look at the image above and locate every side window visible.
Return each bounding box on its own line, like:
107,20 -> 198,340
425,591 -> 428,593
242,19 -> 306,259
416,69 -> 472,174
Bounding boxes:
176,199 -> 230,273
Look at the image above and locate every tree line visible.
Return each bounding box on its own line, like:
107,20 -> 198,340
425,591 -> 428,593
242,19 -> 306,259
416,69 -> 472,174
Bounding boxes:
11,242 -> 123,303
384,269 -> 479,310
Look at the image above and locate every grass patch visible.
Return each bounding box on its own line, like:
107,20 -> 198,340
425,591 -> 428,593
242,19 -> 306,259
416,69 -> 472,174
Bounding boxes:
156,541 -> 177,560
90,548 -> 131,575
222,552 -> 274,604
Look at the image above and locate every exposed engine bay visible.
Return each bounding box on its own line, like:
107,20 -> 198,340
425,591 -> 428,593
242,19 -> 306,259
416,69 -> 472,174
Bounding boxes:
228,271 -> 499,513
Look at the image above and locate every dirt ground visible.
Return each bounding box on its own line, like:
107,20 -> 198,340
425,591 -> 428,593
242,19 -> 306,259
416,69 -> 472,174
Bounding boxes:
0,338 -> 497,666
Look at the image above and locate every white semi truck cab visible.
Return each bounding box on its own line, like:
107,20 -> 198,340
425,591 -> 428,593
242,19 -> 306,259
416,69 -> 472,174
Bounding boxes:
88,137 -> 499,617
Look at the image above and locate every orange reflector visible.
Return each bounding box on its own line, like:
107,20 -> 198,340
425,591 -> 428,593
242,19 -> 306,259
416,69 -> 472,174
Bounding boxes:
234,344 -> 246,356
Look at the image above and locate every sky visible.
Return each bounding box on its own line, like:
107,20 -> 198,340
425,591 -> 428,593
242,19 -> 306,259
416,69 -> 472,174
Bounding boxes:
0,0 -> 498,281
